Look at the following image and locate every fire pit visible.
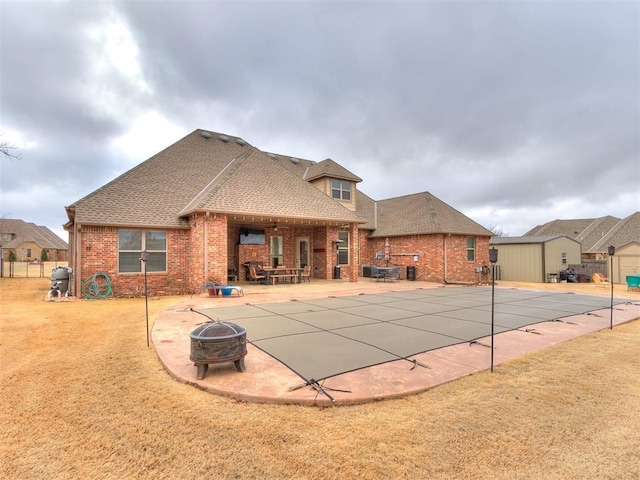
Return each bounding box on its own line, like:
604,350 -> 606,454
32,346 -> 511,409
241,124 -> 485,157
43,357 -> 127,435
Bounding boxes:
189,321 -> 247,379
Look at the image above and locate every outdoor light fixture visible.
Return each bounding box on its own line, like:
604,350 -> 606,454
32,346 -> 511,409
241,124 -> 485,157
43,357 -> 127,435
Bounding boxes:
273,224 -> 278,232
608,245 -> 615,330
489,247 -> 498,372
140,250 -> 150,347
489,247 -> 498,264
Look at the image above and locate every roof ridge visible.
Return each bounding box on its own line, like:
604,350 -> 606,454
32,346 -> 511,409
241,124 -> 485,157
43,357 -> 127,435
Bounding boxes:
179,149 -> 251,214
591,212 -> 639,251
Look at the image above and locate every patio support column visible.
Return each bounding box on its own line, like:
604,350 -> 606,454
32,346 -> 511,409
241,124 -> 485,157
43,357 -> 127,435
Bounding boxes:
349,222 -> 358,282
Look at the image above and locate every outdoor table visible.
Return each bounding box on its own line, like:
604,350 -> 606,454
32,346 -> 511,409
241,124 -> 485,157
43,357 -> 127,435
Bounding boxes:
376,266 -> 399,282
262,267 -> 303,284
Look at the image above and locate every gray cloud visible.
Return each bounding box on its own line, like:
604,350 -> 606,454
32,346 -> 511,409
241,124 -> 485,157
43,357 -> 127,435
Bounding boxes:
1,0 -> 638,239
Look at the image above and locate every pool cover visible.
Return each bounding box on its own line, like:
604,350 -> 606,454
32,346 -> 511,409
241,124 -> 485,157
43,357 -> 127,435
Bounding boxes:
194,287 -> 631,382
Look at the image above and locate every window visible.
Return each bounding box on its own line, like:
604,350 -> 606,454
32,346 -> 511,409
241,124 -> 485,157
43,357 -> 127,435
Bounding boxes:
466,236 -> 475,262
118,230 -> 167,273
26,248 -> 32,257
331,179 -> 351,201
337,231 -> 349,265
562,252 -> 567,264
270,236 -> 283,267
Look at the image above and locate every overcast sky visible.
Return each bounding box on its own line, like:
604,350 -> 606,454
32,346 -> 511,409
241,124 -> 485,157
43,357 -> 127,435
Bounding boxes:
1,0 -> 638,242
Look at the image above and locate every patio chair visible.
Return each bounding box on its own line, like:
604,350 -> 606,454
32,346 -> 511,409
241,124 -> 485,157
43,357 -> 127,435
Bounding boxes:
592,272 -> 611,287
370,266 -> 384,282
301,265 -> 311,283
249,265 -> 266,284
626,275 -> 640,292
387,266 -> 399,282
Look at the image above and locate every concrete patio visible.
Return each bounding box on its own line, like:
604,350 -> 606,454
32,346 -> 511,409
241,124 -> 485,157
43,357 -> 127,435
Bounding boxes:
152,279 -> 640,406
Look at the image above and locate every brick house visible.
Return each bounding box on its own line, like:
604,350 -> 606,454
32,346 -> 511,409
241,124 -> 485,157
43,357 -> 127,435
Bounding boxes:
0,218 -> 68,262
64,129 -> 493,297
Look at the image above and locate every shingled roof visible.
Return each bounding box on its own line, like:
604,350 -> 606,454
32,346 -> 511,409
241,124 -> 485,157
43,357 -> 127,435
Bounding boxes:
360,191 -> 493,238
67,130 -> 364,228
0,219 -> 68,249
523,215 -> 622,251
589,212 -> 640,253
304,158 -> 362,183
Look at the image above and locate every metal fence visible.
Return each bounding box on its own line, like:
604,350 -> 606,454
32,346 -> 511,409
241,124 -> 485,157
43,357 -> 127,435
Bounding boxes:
0,260 -> 69,278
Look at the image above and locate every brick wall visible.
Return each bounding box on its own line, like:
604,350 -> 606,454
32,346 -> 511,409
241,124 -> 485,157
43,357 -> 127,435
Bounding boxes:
359,231 -> 490,283
80,225 -> 191,298
77,220 -> 490,297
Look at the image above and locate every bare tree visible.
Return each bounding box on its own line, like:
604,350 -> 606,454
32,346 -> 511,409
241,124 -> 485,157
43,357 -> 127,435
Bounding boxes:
1,135 -> 22,161
489,225 -> 508,237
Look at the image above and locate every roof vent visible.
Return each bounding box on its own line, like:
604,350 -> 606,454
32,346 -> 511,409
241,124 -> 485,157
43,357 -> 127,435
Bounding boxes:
236,138 -> 247,146
200,131 -> 212,139
290,157 -> 300,164
218,135 -> 229,143
267,153 -> 277,159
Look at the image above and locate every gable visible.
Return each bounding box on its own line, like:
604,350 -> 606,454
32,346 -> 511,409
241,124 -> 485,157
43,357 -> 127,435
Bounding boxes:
68,130 -> 364,228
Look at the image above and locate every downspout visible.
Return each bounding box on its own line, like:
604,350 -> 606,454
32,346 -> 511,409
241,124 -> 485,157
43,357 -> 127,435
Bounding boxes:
74,223 -> 81,296
541,241 -> 546,283
443,234 -> 447,283
203,215 -> 208,282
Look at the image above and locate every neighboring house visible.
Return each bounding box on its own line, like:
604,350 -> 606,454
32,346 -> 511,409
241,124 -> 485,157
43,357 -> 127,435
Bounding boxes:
524,215 -> 620,260
64,129 -> 494,297
0,218 -> 68,262
523,212 -> 640,282
589,212 -> 640,283
489,235 -> 582,283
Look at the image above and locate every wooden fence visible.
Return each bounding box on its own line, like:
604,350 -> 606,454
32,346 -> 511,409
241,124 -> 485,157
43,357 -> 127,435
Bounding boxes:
568,260 -> 607,282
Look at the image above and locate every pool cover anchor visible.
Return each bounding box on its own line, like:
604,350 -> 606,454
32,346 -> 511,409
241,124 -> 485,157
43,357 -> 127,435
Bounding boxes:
550,318 -> 578,325
289,378 -> 352,403
408,359 -> 431,370
521,328 -> 542,335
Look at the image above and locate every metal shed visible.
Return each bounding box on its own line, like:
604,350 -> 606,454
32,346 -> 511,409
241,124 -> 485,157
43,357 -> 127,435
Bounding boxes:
612,241 -> 640,283
489,235 -> 582,283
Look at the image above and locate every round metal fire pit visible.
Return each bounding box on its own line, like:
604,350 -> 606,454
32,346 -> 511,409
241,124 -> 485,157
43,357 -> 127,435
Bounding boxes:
189,321 -> 247,379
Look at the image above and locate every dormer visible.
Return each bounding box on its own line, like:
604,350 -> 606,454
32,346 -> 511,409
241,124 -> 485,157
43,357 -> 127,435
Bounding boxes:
304,158 -> 363,212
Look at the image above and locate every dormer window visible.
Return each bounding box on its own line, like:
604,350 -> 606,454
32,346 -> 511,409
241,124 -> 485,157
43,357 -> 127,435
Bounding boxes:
331,179 -> 351,201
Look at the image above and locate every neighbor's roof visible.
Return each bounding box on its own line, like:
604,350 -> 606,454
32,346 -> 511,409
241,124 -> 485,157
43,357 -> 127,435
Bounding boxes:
523,219 -> 596,238
589,212 -> 640,253
523,216 -> 621,251
0,219 -> 68,249
490,235 -> 579,245
361,191 -> 493,238
67,130 -> 364,228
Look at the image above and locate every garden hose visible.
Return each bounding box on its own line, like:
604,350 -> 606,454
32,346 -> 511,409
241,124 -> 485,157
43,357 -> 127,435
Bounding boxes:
81,272 -> 113,299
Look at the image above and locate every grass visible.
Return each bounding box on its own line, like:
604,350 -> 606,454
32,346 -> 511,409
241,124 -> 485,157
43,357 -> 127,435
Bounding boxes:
1,278 -> 639,479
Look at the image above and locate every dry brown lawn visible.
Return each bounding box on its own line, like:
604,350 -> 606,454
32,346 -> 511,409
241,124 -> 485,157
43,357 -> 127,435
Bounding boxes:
1,278 -> 639,479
